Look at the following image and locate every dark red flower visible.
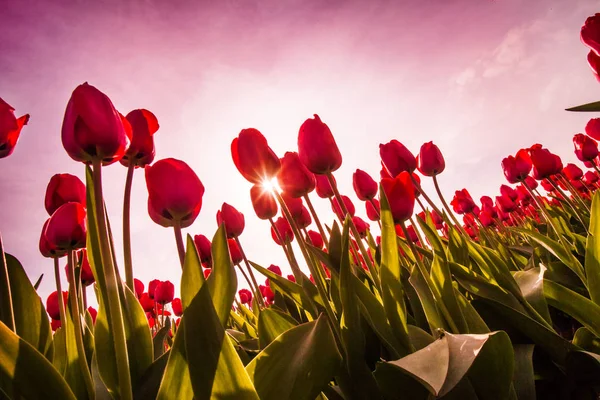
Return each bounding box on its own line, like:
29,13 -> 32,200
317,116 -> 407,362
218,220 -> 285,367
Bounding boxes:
139,293 -> 154,313
496,195 -> 517,214
352,216 -> 369,238
134,278 -> 144,298
332,195 -> 356,220
573,133 -> 599,162
588,50 -> 600,82
450,189 -> 476,214
268,265 -> 282,276
581,13 -> 600,56
0,97 -> 29,159
259,284 -> 275,303
44,202 -> 87,251
44,173 -> 86,216
540,179 -> 555,192
46,291 -> 68,320
39,219 -> 67,259
306,230 -> 324,249
172,298 -> 183,316
586,118 -> 600,141
315,174 -> 335,198
352,169 -> 378,201
193,234 -> 212,265
524,176 -> 538,190
88,307 -> 97,323
287,274 -> 296,283
529,145 -> 561,180
51,319 -> 61,332
61,83 -> 131,165
365,199 -> 380,221
271,216 -> 294,245
479,210 -> 495,227
250,184 -> 278,220
145,158 -> 205,228
480,196 -> 497,218
227,239 -> 243,265
500,185 -> 518,201
277,152 -> 315,198
380,140 -> 416,177
563,163 -> 583,181
298,114 -> 342,174
501,149 -> 532,184
155,281 -> 174,304
231,128 -> 281,184
584,170 -> 598,185
381,172 -> 415,223
65,249 -> 95,286
515,185 -> 532,206
281,193 -> 304,219
121,109 -> 159,168
294,206 -> 312,230
148,279 -> 160,299
416,141 -> 445,176
239,289 -> 252,305
217,203 -> 245,238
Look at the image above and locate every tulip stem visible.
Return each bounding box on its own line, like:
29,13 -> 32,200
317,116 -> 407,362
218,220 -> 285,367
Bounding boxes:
67,250 -> 95,400
368,199 -> 382,230
0,233 -> 15,332
234,236 -> 266,309
546,179 -> 588,230
303,194 -> 329,250
53,258 -> 67,333
269,218 -> 303,281
173,223 -> 186,268
123,163 -> 135,291
431,175 -> 470,237
557,174 -> 591,213
91,160 -> 133,400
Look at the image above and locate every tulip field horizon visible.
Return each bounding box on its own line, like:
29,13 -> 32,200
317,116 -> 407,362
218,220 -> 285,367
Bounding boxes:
3,1 -> 600,399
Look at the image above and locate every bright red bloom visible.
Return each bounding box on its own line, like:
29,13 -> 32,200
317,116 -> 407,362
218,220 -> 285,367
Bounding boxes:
524,176 -> 538,190
39,219 -> 67,259
450,189 -> 476,215
501,149 -> 532,184
51,319 -> 61,331
417,141 -> 445,177
281,193 -> 304,220
381,172 -> 415,223
65,249 -> 95,286
154,281 -> 174,304
585,118 -> 600,141
588,50 -> 600,82
380,140 -> 416,177
61,83 -> 131,165
217,203 -> 245,238
500,185 -> 518,201
44,173 -> 86,216
480,196 -> 498,218
277,152 -> 315,198
479,210 -> 495,227
172,298 -> 183,316
0,97 -> 29,159
540,179 -> 555,192
365,199 -> 380,221
298,114 -> 342,174
287,274 -> 296,283
145,158 -> 205,228
239,289 -> 252,305
44,202 -> 87,251
294,206 -> 312,230
121,109 -> 159,168
268,265 -> 282,276
134,279 -> 144,298
584,171 -> 598,185
250,184 -> 278,220
306,230 -> 324,249
259,284 -> 275,303
148,279 -> 160,299
496,195 -> 517,214
315,174 -> 335,198
353,216 -> 369,238
139,293 -> 154,313
573,133 -> 599,162
46,291 -> 68,320
563,163 -> 583,181
271,216 -> 294,245
529,145 -> 561,180
193,234 -> 212,265
515,185 -> 532,206
352,169 -> 378,201
88,307 -> 97,323
332,195 -> 356,220
231,128 -> 281,184
581,13 -> 600,56
227,239 -> 243,265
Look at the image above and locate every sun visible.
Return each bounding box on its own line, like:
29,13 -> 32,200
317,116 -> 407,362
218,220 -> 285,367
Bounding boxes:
261,177 -> 281,194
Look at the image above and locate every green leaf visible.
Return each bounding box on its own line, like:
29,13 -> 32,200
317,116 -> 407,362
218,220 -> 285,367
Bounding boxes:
206,225 -> 237,326
33,274 -> 43,291
156,319 -> 193,400
153,318 -> 171,360
180,234 -> 205,310
0,320 -> 76,399
408,263 -> 445,333
246,314 -> 342,400
585,192 -> 600,305
134,351 -> 170,400
257,308 -> 297,349
512,344 -> 536,400
565,350 -> 600,387
429,255 -> 468,333
573,327 -> 600,354
566,100 -> 600,111
513,267 -> 552,325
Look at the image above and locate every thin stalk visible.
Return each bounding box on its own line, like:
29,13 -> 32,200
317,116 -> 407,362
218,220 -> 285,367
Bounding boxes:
303,194 -> 329,250
82,286 -> 88,311
547,179 -> 588,230
557,174 -> 590,213
234,236 -> 266,309
122,163 -> 135,290
67,250 -> 95,400
431,175 -> 469,236
91,160 -> 133,400
0,233 -> 15,332
368,198 -> 382,230
235,263 -> 257,302
173,223 -> 186,268
53,258 -> 67,330
410,175 -> 445,220
408,217 -> 426,247
269,218 -> 302,277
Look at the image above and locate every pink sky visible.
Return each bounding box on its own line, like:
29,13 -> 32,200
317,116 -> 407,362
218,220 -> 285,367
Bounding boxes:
1,0 -> 598,303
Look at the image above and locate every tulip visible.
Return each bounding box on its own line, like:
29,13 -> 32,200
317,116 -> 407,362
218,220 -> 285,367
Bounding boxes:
281,193 -> 304,219
44,173 -> 86,216
295,206 -> 312,229
287,274 -> 296,282
155,281 -> 174,304
515,185 -> 532,206
297,114 -> 342,174
88,307 -> 98,323
120,109 -> 159,168
380,140 -> 416,177
39,219 -> 67,258
193,234 -> 212,266
540,179 -> 555,192
500,185 -> 518,201
239,289 -> 252,305
268,265 -> 282,276
65,249 -> 95,286
231,128 -> 281,184
479,210 -> 495,227
584,170 -> 598,185
353,216 -> 369,238
306,230 -> 324,249
581,13 -> 600,56
529,145 -> 561,180
145,158 -> 205,228
259,284 -> 275,303
586,118 -> 600,141
501,149 -> 532,184
496,195 -> 517,214
250,184 -> 278,220
217,203 -> 245,238
524,176 -> 538,190
0,97 -> 29,159
381,172 -> 415,223
332,195 -> 356,220
417,141 -> 445,176
204,268 -> 212,279
51,319 -> 61,332
139,293 -> 154,313
44,202 -> 87,251
450,189 -> 476,215
352,169 -> 378,201
225,239 -> 243,265
563,163 -> 583,181
172,298 -> 183,316
588,50 -> 600,82
573,133 -> 599,162
277,152 -> 315,198
365,198 -> 380,221
271,217 -> 294,245
134,279 -> 144,298
148,279 -> 160,299
46,291 -> 68,320
61,83 -> 131,165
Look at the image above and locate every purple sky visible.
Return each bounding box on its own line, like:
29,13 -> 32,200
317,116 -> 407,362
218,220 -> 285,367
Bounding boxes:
1,0 -> 598,304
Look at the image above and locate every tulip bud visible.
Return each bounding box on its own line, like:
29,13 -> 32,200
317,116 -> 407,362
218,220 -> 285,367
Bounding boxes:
281,193 -> 304,220
380,140 -> 416,177
294,206 -> 312,230
277,152 -> 315,198
581,13 -> 600,56
381,172 -> 415,223
501,149 -> 532,184
217,203 -> 245,238
155,281 -> 174,304
540,179 -> 554,192
172,298 -> 183,316
145,158 -> 205,228
496,195 -> 517,214
529,145 -> 561,180
524,176 -> 538,190
0,97 -> 29,159
586,118 -> 600,141
417,141 -> 445,176
39,219 -> 68,259
51,319 -> 61,331
306,230 -> 324,249
46,291 -> 68,320
44,202 -> 87,251
250,184 -> 278,220
479,210 -> 495,227
134,279 -> 144,298
332,195 -> 356,220
315,174 -> 335,198
563,163 -> 583,181
515,185 -> 532,206
44,173 -> 86,216
352,216 -> 369,238
239,289 -> 252,305
139,293 -> 154,313
203,268 -> 212,279
121,109 -> 159,168
227,239 -> 243,265
500,185 -> 518,201
365,199 -> 380,221
268,265 -> 282,276
352,169 -> 378,201
271,216 -> 294,245
584,170 -> 598,185
298,114 -> 342,174
87,307 -> 97,324
231,128 -> 281,184
65,249 -> 95,286
148,279 -> 160,299
573,133 -> 599,162
450,189 -> 476,215
193,234 -> 212,267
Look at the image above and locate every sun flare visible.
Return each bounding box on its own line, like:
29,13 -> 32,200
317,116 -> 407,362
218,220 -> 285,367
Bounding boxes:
261,178 -> 281,194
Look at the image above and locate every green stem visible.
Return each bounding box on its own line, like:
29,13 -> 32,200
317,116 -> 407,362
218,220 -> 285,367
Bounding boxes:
431,175 -> 470,237
92,160 -> 133,400
234,236 -> 266,309
173,223 -> 186,268
557,174 -> 590,213
547,179 -> 588,230
123,163 -> 135,291
303,194 -> 329,250
0,233 -> 15,332
53,258 -> 67,331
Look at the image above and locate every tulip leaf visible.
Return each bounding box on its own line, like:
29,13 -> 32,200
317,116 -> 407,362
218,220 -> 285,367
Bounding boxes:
0,320 -> 76,400
566,100 -> 600,112
512,344 -> 536,400
513,266 -> 552,325
206,224 -> 237,326
180,234 -> 205,311
134,351 -> 170,400
409,262 -> 446,333
429,255 -> 468,333
246,314 -> 342,400
33,274 -> 44,291
585,192 -> 600,305
156,319 -> 193,400
153,318 -> 171,360
257,308 -> 297,349
572,327 -> 600,354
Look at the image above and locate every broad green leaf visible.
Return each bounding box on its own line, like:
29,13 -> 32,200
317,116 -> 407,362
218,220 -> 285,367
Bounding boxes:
585,192 -> 600,305
206,225 -> 237,326
512,345 -> 536,400
429,255 -> 468,333
408,263 -> 445,333
513,266 -> 552,325
0,320 -> 76,399
566,100 -> 600,111
156,320 -> 193,400
573,327 -> 600,354
134,351 -> 169,400
246,314 -> 342,400
565,350 -> 600,387
153,318 -> 171,360
181,234 -> 205,310
455,289 -> 490,334
257,308 -> 297,349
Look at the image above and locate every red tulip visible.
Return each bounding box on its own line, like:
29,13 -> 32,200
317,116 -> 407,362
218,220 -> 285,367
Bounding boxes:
479,210 -> 495,227
121,109 -> 159,168
314,174 -> 335,198
155,281 -> 174,304
88,307 -> 97,323
148,279 -> 160,299
44,173 -> 86,216
259,284 -> 275,303
271,217 -> 294,245
65,249 -> 95,286
450,189 -> 476,215
563,163 -> 583,181
584,171 -> 598,185
417,141 -> 445,176
204,268 -> 212,279
227,239 -> 243,265
515,185 -> 532,206
380,140 -> 416,177
501,149 -> 532,184
500,185 -> 518,201
239,289 -> 252,305
573,133 -> 599,162
496,195 -> 517,214
587,50 -> 600,82
0,97 -> 29,159
172,298 -> 183,316
352,216 -> 369,238
524,176 -> 538,190
585,118 -> 600,141
268,265 -> 282,276
480,196 -> 497,218
281,193 -> 304,219
306,230 -> 324,249
39,219 -> 67,259
397,224 -> 418,243
61,83 -> 132,165
297,114 -> 342,174
231,128 -> 281,184
365,199 -> 380,221
294,206 -> 312,230
250,184 -> 278,220
287,274 -> 296,283
277,152 -> 315,198
134,278 -> 144,298
139,293 -> 154,313
581,13 -> 600,56
381,172 -> 415,223
217,203 -> 245,238
46,291 -> 68,320
529,145 -> 561,180
540,179 -> 555,192
44,202 -> 87,251
51,319 -> 61,332
352,169 -> 378,201
145,158 -> 205,228
332,195 -> 356,220
193,234 -> 212,265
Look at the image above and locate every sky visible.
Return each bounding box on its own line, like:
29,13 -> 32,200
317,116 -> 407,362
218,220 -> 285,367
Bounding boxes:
1,0 -> 599,305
